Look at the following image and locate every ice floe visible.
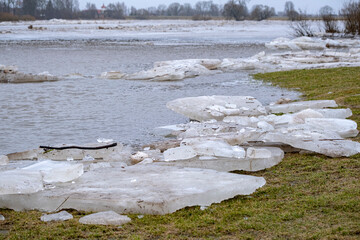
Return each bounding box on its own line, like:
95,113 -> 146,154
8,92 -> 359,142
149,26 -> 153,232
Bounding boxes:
0,65 -> 58,83
0,165 -> 266,214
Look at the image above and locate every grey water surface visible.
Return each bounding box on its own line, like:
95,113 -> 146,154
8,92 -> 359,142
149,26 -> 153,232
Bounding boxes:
0,41 -> 300,155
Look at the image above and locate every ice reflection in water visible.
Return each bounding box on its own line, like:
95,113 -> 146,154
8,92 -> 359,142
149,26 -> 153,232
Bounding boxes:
0,43 -> 300,154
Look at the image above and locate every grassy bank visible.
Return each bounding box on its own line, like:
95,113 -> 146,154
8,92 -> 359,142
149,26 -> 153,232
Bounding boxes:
1,67 -> 360,239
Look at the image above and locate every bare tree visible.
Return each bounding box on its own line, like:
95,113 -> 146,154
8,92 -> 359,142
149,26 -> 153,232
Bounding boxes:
250,4 -> 275,21
319,5 -> 339,33
223,0 -> 248,21
284,1 -> 298,21
341,1 -> 360,35
167,2 -> 181,16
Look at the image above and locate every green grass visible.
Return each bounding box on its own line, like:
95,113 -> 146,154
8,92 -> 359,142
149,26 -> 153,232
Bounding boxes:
1,67 -> 360,239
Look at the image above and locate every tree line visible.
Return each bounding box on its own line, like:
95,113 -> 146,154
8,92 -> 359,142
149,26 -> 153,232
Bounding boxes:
0,0 -> 277,21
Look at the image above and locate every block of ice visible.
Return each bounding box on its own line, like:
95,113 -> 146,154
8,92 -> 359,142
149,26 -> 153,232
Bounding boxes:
100,71 -> 125,79
167,96 -> 266,121
0,155 -> 9,165
0,165 -> 266,214
314,108 -> 352,119
304,118 -> 358,138
79,211 -> 131,225
158,147 -> 283,172
163,146 -> 197,161
23,160 -> 84,183
0,65 -> 58,83
0,170 -> 44,195
40,211 -> 73,222
262,129 -> 360,157
266,100 -> 338,114
182,140 -> 246,159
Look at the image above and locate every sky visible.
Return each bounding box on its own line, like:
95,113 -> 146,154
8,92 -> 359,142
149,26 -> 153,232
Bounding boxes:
79,0 -> 346,14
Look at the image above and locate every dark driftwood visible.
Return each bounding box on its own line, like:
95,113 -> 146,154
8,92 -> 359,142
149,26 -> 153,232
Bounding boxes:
40,143 -> 117,150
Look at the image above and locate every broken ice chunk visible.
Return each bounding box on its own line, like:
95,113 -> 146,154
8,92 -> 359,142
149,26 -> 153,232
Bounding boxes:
314,108 -> 353,119
167,96 -> 266,122
40,211 -> 73,222
183,140 -> 246,159
0,170 -> 44,195
0,165 -> 266,214
163,146 -> 197,161
266,100 -> 338,114
23,160 -> 84,183
304,118 -> 358,138
79,211 -> 131,225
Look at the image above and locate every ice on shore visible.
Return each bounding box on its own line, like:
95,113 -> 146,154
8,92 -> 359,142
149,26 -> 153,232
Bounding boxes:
0,65 -> 58,83
0,170 -> 44,195
159,145 -> 283,172
23,160 -> 84,183
41,211 -> 73,222
266,37 -> 360,51
7,143 -> 132,165
79,211 -> 131,225
166,96 -> 266,121
0,165 -> 266,214
266,100 -> 338,114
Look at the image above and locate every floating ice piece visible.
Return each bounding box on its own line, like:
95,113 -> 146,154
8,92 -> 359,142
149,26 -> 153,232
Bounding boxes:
0,165 -> 266,214
97,138 -> 114,143
126,62 -> 212,81
314,108 -> 352,119
100,71 -> 125,79
164,146 -> 197,161
79,211 -> 131,225
304,118 -> 359,138
40,211 -> 73,222
0,170 -> 44,195
0,214 -> 4,221
154,59 -> 222,70
23,160 -> 84,183
266,100 -> 338,114
0,65 -> 58,83
167,96 -> 266,121
0,155 -> 9,165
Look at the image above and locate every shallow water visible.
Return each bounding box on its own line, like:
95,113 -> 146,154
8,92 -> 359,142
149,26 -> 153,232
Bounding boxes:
0,20 -> 300,155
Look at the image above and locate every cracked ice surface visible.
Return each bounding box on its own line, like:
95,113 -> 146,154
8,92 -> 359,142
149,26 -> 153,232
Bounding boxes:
0,165 -> 266,214
166,96 -> 266,121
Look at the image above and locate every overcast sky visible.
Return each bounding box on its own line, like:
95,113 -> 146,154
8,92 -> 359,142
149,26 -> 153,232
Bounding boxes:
79,0 -> 346,14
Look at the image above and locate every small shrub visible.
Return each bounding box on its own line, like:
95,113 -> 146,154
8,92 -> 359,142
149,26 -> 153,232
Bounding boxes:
20,15 -> 36,21
290,11 -> 314,37
0,12 -> 20,22
192,15 -> 212,21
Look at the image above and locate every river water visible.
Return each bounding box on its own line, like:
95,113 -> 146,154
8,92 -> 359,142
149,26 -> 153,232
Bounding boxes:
0,20 -> 300,154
